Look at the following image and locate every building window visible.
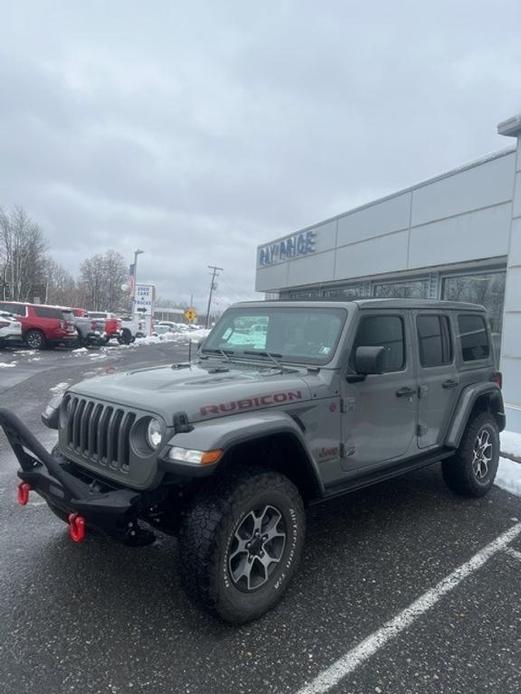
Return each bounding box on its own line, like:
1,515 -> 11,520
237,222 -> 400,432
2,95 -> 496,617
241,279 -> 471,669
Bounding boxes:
457,314 -> 490,362
442,271 -> 505,361
373,279 -> 429,299
322,285 -> 364,300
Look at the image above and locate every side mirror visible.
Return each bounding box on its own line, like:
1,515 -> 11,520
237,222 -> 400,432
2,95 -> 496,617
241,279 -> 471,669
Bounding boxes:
347,346 -> 386,382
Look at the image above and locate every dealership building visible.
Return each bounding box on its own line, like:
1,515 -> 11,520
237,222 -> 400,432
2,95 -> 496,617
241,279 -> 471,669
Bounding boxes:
255,113 -> 521,432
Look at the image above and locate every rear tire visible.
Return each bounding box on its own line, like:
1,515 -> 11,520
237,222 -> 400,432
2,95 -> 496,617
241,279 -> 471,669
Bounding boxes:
178,468 -> 305,624
25,329 -> 46,350
442,412 -> 500,497
118,329 -> 133,345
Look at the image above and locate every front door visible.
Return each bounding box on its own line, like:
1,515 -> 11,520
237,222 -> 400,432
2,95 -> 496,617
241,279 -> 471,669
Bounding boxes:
341,311 -> 418,471
415,312 -> 459,448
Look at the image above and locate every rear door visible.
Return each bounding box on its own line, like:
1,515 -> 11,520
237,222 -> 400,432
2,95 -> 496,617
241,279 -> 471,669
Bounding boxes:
341,310 -> 418,471
415,311 -> 459,448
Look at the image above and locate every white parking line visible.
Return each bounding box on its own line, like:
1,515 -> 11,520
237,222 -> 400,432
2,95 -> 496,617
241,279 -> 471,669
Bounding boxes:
296,523 -> 521,694
505,546 -> 521,562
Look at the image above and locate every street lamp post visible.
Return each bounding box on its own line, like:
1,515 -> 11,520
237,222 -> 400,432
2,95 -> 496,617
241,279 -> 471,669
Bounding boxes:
133,249 -> 144,314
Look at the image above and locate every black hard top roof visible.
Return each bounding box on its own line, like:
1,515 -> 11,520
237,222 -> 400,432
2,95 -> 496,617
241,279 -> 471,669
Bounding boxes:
234,298 -> 487,312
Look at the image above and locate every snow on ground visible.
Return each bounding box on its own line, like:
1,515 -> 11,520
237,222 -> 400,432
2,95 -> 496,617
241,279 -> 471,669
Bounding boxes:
497,430 -> 521,498
0,362 -> 16,368
501,430 -> 521,459
49,382 -> 70,393
496,458 -> 521,498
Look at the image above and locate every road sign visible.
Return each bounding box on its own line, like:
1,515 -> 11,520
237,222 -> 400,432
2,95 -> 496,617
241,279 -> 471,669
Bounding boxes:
134,284 -> 155,316
184,307 -> 198,323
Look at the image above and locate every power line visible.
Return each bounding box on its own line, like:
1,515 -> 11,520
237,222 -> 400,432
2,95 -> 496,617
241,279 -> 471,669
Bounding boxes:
205,265 -> 223,328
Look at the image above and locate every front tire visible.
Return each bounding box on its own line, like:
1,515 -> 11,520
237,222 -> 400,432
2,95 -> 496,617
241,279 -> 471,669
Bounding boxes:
178,468 -> 305,624
442,412 -> 500,497
25,329 -> 46,350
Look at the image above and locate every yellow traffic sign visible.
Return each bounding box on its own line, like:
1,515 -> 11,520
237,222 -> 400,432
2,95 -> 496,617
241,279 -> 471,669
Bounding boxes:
184,307 -> 198,323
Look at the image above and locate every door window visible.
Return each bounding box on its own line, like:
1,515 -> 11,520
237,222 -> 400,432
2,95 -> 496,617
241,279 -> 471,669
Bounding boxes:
352,315 -> 405,372
416,315 -> 453,367
457,314 -> 490,362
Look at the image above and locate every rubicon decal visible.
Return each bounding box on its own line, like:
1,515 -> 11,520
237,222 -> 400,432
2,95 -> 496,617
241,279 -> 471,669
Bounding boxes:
200,390 -> 303,416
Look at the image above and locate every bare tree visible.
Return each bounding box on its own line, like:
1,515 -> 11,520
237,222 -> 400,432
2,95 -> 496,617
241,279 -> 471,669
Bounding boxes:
80,250 -> 127,311
43,258 -> 79,306
0,206 -> 47,301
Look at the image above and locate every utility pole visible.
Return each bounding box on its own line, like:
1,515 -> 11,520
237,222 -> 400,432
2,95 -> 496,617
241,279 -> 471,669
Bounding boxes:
205,265 -> 223,328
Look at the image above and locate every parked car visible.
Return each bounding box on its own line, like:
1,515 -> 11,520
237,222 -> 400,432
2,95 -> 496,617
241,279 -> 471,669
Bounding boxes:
71,308 -> 106,347
119,315 -> 147,344
152,321 -> 181,336
0,302 -> 77,349
87,311 -> 122,343
0,310 -> 22,348
0,299 -> 504,623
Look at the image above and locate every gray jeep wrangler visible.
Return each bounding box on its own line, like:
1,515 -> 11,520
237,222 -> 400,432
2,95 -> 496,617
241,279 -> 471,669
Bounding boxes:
0,299 -> 505,623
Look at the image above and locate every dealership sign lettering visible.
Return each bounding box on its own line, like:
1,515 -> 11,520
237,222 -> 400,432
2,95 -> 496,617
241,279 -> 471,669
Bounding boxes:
258,230 -> 316,267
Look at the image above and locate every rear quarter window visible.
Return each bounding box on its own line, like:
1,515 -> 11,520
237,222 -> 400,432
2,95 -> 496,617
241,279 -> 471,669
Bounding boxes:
34,306 -> 64,319
457,314 -> 490,362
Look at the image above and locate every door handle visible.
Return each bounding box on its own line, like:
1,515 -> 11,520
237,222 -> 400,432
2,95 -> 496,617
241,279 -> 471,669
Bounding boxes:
442,378 -> 459,389
396,386 -> 416,398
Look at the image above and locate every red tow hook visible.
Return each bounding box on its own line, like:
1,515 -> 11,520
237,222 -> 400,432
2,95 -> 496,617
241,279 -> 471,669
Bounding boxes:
17,482 -> 31,506
68,513 -> 86,543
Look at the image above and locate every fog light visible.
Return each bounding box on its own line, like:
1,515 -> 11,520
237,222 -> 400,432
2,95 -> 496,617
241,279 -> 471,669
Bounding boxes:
168,447 -> 223,465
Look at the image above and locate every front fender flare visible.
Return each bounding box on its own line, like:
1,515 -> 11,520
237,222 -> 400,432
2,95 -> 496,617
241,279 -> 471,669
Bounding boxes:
160,411 -> 324,494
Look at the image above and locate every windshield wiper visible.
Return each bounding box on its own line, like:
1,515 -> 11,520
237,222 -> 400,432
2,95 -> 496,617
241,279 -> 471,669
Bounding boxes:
201,348 -> 234,362
242,350 -> 283,369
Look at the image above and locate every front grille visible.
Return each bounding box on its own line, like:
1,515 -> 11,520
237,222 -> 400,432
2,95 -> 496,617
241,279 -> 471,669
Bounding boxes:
64,396 -> 136,472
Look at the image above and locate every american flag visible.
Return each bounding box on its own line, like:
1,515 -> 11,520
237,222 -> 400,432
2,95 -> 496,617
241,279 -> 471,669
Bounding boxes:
128,263 -> 135,294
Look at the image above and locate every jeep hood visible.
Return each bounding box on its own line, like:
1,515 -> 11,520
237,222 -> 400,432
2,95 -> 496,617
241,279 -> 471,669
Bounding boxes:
68,360 -> 313,424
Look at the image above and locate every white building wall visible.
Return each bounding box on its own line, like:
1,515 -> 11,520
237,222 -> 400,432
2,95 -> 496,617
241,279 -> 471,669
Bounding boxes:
500,130 -> 521,431
256,150 -> 516,293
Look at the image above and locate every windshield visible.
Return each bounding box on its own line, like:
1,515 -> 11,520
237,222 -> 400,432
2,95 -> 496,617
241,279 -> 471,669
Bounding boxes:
203,306 -> 347,365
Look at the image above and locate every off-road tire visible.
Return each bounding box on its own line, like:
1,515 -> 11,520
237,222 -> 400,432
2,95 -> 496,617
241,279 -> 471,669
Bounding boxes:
178,468 -> 305,624
25,329 -> 46,350
118,329 -> 133,345
442,412 -> 500,497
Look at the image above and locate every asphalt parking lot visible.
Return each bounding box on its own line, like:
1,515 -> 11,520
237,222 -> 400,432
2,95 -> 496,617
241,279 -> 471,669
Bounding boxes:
1,344 -> 521,694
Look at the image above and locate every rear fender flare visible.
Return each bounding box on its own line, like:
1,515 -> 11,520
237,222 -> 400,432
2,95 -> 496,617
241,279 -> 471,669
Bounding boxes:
446,383 -> 505,448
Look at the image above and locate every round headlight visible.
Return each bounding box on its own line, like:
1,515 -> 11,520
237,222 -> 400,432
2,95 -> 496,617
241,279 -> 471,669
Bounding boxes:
146,418 -> 163,449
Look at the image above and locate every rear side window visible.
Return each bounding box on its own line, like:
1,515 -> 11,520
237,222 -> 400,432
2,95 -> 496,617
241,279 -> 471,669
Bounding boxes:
416,315 -> 453,367
458,314 -> 490,362
34,306 -> 63,319
0,302 -> 26,316
353,315 -> 405,372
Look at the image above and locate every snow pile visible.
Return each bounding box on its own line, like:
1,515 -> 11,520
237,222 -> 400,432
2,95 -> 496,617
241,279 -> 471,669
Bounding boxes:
496,430 -> 521,498
136,328 -> 209,346
50,382 -> 70,393
501,430 -> 521,459
0,362 -> 16,368
496,458 -> 521,498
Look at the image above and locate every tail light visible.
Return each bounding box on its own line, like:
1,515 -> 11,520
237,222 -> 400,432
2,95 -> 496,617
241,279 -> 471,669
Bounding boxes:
492,372 -> 502,389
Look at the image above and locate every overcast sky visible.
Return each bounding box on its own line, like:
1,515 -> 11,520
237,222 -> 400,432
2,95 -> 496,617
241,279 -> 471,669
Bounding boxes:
1,1 -> 520,311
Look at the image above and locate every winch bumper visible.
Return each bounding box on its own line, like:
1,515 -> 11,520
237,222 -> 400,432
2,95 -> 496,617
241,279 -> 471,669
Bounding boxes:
0,407 -> 145,541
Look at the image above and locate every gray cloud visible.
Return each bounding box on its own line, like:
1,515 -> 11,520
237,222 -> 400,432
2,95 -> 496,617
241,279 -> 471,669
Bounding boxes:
0,0 -> 520,309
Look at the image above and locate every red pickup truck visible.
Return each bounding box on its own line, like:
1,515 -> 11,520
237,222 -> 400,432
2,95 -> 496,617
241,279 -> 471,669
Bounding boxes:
87,311 -> 122,343
0,302 -> 77,349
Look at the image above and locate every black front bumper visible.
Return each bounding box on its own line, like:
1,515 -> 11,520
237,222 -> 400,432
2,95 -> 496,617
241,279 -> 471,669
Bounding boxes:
0,407 -> 144,539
